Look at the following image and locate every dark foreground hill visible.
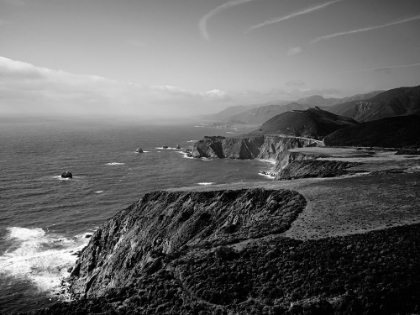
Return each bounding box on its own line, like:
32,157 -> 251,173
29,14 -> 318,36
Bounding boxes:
249,107 -> 358,138
324,115 -> 420,148
324,85 -> 420,122
19,172 -> 420,315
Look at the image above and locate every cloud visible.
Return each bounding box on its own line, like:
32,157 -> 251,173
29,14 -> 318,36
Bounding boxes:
199,0 -> 256,41
334,62 -> 420,75
312,14 -> 420,43
287,46 -> 302,56
0,56 -> 233,118
245,0 -> 342,34
285,80 -> 305,88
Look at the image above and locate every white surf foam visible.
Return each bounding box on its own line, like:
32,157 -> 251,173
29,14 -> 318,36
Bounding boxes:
197,182 -> 215,185
154,147 -> 177,150
52,175 -> 71,181
0,227 -> 89,295
257,158 -> 277,165
177,151 -> 194,159
95,190 -> 104,194
258,172 -> 275,179
186,140 -> 197,143
106,162 -> 125,165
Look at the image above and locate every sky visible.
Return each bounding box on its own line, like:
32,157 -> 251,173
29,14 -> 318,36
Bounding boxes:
1,0 -> 420,118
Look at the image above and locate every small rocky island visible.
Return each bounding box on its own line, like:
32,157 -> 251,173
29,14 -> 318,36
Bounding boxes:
61,171 -> 72,179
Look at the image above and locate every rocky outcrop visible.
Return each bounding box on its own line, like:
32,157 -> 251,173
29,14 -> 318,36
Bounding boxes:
69,189 -> 306,299
191,135 -> 313,160
191,136 -> 264,159
61,171 -> 72,178
135,148 -> 143,153
276,160 -> 360,180
28,219 -> 420,314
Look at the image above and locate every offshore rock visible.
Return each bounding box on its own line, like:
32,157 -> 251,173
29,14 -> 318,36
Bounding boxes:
135,148 -> 144,153
61,171 -> 72,179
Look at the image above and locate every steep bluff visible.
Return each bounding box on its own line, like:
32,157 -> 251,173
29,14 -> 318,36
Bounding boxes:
69,189 -> 306,299
190,135 -> 313,160
28,186 -> 420,314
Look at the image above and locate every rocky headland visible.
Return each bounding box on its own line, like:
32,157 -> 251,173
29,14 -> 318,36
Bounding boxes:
21,170 -> 420,315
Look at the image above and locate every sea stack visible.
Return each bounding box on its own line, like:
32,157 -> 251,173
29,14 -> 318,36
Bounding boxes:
61,171 -> 72,179
176,144 -> 181,149
135,148 -> 144,153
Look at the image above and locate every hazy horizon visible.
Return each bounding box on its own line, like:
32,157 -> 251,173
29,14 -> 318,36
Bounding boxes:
1,0 -> 419,119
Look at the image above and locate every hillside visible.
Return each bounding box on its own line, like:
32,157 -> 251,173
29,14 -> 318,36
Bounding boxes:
226,103 -> 310,124
324,115 -> 420,148
202,104 -> 262,121
249,107 -> 358,138
203,91 -> 382,125
324,85 -> 420,122
23,172 -> 420,315
296,91 -> 382,107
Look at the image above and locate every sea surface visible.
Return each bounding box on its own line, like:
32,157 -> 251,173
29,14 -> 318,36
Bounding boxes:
0,117 -> 273,313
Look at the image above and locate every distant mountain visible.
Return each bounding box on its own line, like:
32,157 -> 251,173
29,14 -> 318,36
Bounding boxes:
324,115 -> 420,148
296,91 -> 383,107
226,103 -> 309,124
323,86 -> 420,122
248,107 -> 358,138
203,104 -> 262,121
204,91 -> 383,124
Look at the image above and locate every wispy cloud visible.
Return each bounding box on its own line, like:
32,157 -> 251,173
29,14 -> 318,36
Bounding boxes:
312,14 -> 420,43
0,56 -> 232,117
245,0 -> 342,34
199,0 -> 256,41
287,46 -> 302,56
334,62 -> 420,75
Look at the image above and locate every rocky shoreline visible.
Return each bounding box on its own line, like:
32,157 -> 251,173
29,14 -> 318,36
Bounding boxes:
18,167 -> 420,315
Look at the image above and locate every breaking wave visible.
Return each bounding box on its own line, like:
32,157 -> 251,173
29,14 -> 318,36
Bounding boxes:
0,227 -> 89,296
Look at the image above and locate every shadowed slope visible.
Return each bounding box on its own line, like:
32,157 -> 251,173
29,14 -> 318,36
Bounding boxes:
324,115 -> 420,148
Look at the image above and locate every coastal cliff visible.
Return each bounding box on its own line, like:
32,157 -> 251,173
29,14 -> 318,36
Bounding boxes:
190,135 -> 313,161
69,189 -> 306,299
26,180 -> 420,315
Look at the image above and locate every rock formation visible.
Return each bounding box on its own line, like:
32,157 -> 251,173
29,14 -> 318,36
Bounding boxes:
69,189 -> 306,298
23,185 -> 420,314
135,148 -> 143,153
61,171 -> 72,179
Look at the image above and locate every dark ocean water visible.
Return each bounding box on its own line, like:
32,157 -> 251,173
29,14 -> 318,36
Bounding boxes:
0,117 -> 273,313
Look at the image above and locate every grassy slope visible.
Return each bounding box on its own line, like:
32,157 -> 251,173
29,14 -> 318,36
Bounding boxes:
324,115 -> 420,148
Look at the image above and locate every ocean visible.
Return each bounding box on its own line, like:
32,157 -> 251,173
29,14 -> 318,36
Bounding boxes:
0,117 -> 273,313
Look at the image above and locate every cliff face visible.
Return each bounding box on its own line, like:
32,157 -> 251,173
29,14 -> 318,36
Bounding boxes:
37,185 -> 420,315
69,189 -> 306,299
191,135 -> 312,161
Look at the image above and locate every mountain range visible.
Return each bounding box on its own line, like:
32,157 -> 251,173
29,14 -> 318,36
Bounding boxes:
206,86 -> 419,125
